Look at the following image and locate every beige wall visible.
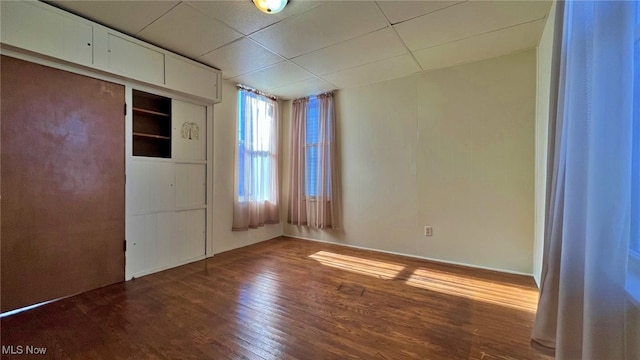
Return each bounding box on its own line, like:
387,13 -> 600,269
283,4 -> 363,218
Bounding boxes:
282,50 -> 537,274
212,79 -> 283,254
534,2 -> 557,286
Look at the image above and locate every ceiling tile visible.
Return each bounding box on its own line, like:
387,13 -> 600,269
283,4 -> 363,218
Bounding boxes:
188,0 -> 323,36
322,54 -> 421,89
377,0 -> 465,25
250,1 -> 389,59
49,1 -> 179,35
292,27 -> 407,75
199,38 -> 284,79
138,3 -> 242,58
268,78 -> 335,100
414,19 -> 545,71
232,61 -> 314,91
394,0 -> 551,51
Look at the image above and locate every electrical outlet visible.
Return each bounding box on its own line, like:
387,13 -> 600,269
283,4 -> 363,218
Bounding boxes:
424,226 -> 433,237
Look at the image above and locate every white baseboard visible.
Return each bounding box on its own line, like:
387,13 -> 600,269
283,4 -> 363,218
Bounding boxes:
283,234 -> 534,278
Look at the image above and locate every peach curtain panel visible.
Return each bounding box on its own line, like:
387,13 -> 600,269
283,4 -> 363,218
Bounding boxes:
232,89 -> 280,230
288,93 -> 341,229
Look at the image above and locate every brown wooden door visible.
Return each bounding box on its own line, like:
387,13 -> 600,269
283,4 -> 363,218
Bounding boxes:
1,56 -> 125,312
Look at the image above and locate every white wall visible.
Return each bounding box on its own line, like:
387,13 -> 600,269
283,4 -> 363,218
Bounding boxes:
533,2 -> 557,286
212,79 -> 283,254
282,50 -> 537,274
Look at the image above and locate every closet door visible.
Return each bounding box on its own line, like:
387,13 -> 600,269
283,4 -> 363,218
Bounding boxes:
0,56 -> 125,312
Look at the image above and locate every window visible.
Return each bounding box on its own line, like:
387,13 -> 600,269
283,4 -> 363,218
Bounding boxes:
237,90 -> 277,203
305,97 -> 320,197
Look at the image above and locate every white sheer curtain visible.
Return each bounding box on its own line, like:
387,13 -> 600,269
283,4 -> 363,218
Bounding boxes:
232,89 -> 279,230
288,92 -> 341,229
532,1 -> 637,359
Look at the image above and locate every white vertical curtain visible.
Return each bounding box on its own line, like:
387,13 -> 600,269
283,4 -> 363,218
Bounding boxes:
532,1 -> 637,359
288,92 -> 341,229
233,89 -> 280,230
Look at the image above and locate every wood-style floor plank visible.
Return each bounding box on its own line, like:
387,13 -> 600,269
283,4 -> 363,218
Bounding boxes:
1,237 -> 552,359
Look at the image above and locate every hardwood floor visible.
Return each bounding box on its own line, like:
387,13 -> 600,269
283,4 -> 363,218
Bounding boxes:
1,237 -> 552,360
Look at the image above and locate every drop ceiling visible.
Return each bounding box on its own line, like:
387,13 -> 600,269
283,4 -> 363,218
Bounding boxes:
49,0 -> 552,100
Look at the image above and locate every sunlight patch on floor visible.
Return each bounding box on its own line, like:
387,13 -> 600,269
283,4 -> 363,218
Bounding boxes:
309,250 -> 538,313
405,268 -> 539,312
309,251 -> 405,280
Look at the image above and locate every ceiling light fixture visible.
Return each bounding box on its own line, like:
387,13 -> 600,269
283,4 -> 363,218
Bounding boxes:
252,0 -> 288,14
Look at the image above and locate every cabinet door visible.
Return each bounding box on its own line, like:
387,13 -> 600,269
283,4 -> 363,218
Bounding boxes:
126,214 -> 156,278
128,160 -> 175,214
173,209 -> 206,263
165,56 -> 219,101
172,100 -> 207,161
107,34 -> 165,85
126,212 -> 173,278
175,164 -> 206,209
1,1 -> 93,66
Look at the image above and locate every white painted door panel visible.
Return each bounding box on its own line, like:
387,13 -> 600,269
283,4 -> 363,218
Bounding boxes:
1,1 -> 93,66
127,214 -> 156,277
174,209 -> 206,262
172,100 -> 207,161
165,56 -> 219,101
107,34 -> 164,85
155,212 -> 174,269
175,164 -> 206,209
129,160 -> 175,213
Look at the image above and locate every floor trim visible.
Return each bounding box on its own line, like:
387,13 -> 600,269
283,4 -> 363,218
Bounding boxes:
283,234 -> 535,278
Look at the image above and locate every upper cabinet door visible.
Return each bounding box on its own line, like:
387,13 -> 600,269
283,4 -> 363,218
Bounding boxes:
172,100 -> 207,161
165,56 -> 220,102
1,1 -> 93,66
107,34 -> 165,85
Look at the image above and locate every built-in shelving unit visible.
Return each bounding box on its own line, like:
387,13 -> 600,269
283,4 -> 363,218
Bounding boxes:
132,90 -> 171,158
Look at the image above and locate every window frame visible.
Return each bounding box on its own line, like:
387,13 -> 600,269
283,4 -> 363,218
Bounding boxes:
237,90 -> 277,203
304,96 -> 320,198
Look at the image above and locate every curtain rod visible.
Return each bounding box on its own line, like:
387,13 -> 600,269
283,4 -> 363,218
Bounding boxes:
236,84 -> 278,100
293,90 -> 335,101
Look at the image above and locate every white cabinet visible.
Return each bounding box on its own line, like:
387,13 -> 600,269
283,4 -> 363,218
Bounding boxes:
172,100 -> 207,161
107,34 -> 165,85
1,1 -> 93,67
2,0 -> 221,103
126,93 -> 209,279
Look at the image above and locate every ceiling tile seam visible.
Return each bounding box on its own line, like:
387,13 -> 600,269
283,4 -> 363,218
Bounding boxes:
373,1 -> 425,73
279,23 -> 393,62
227,58 -> 305,83
319,53 -> 419,78
228,59 -> 313,83
419,46 -> 539,75
402,15 -> 548,53
195,36 -> 249,59
266,75 -> 337,93
135,1 -> 183,36
184,1 -> 248,36
293,48 -> 412,77
197,37 -> 287,73
379,0 -> 469,26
